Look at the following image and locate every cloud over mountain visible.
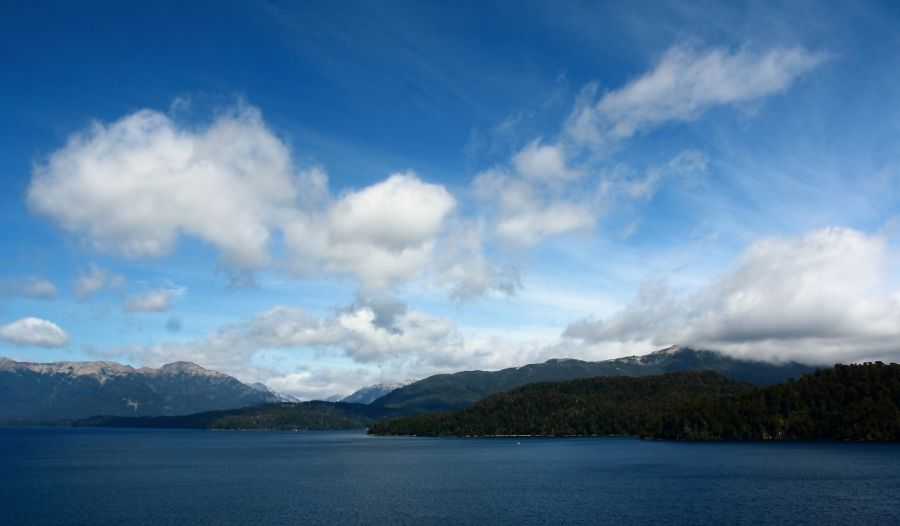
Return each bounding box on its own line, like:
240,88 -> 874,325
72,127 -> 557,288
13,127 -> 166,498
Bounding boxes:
565,227 -> 900,364
112,302 -> 469,370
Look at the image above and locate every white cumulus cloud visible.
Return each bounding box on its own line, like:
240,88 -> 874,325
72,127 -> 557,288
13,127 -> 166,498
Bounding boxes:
28,105 -> 303,269
0,317 -> 69,348
285,172 -> 456,294
329,173 -> 455,251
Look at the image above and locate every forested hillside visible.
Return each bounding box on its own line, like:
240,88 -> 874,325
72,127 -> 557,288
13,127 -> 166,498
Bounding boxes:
371,363 -> 900,441
370,370 -> 750,436
370,347 -> 813,414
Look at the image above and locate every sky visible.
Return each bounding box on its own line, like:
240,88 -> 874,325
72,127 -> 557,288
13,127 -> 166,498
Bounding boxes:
2,1 -> 900,398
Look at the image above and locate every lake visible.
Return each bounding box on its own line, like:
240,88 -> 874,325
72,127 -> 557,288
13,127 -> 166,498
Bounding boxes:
1,428 -> 898,525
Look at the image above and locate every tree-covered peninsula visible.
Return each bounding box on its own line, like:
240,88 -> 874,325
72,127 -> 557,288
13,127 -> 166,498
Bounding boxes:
75,401 -> 392,431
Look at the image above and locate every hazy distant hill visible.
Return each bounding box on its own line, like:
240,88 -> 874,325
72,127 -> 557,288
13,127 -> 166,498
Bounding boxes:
0,358 -> 281,422
341,379 -> 415,404
76,401 -> 393,431
370,347 -> 816,414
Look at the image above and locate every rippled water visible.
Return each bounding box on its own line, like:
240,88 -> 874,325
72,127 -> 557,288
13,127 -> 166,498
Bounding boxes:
1,428 -> 898,525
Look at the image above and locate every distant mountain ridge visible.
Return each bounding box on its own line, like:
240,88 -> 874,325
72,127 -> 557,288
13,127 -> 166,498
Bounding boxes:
341,379 -> 416,404
369,346 -> 817,414
250,382 -> 300,403
0,357 -> 282,422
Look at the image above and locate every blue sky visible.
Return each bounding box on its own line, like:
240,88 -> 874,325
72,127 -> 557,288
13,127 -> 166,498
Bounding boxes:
2,1 -> 900,398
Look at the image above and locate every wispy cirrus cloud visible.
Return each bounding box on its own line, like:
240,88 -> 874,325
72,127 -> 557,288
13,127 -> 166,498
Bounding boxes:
437,219 -> 522,300
73,264 -> 125,301
512,140 -> 581,182
0,276 -> 59,300
465,44 -> 825,252
124,288 -> 180,313
471,165 -> 597,247
567,45 -> 828,145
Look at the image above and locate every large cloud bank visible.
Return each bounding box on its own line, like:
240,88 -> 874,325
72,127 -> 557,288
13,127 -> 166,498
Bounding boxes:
565,228 -> 900,364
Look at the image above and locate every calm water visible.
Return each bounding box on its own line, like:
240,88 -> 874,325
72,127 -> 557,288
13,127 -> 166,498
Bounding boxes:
1,428 -> 898,525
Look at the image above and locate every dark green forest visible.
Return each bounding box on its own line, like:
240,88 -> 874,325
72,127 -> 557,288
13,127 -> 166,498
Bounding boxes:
370,363 -> 900,441
369,370 -> 751,436
655,363 -> 900,440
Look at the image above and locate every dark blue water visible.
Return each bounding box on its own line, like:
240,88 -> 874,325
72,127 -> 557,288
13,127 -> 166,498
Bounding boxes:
1,428 -> 898,525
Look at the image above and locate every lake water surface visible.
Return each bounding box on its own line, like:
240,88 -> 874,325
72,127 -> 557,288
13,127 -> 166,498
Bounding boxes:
1,428 -> 898,525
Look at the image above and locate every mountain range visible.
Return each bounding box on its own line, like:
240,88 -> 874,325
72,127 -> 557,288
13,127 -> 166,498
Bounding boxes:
368,346 -> 816,414
0,358 -> 284,422
1,347 -> 818,425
